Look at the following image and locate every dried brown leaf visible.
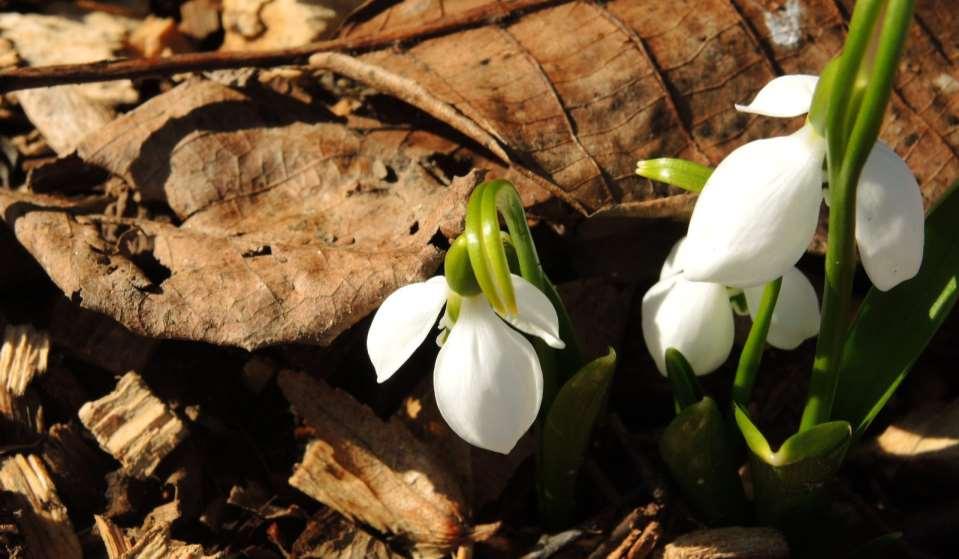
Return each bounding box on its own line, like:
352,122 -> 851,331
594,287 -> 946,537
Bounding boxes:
339,0 -> 958,215
0,79 -> 474,350
278,369 -> 469,557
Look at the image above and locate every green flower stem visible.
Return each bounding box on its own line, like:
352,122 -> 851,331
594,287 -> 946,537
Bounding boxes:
802,0 -> 913,431
485,180 -> 583,377
465,182 -> 505,312
733,278 -> 782,407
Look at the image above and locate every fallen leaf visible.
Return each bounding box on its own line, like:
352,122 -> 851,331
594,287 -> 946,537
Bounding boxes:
279,369 -> 469,558
337,0 -> 959,215
0,79 -> 475,350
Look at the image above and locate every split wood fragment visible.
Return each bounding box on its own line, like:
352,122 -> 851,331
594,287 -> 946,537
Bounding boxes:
0,453 -> 82,559
78,371 -> 188,479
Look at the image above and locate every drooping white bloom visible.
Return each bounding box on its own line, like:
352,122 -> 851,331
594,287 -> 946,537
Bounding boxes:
683,75 -> 924,291
367,274 -> 565,454
643,238 -> 819,376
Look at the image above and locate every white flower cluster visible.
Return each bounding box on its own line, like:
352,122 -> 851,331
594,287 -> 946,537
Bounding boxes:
642,75 -> 924,376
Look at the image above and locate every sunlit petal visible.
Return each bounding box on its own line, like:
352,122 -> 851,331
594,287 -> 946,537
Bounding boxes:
744,267 -> 820,350
660,237 -> 689,280
735,74 -> 819,117
855,143 -> 925,291
367,276 -> 448,383
434,296 -> 543,454
497,274 -> 566,349
641,275 -> 734,376
684,125 -> 826,288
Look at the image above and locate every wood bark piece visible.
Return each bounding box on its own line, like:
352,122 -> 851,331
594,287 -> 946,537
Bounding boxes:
279,369 -> 469,558
663,527 -> 789,559
0,79 -> 475,350
0,453 -> 82,559
0,324 -> 49,397
78,372 -> 188,479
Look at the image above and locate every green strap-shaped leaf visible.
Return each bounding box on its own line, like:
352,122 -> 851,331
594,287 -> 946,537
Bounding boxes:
833,182 -> 959,437
660,397 -> 748,524
539,348 -> 616,528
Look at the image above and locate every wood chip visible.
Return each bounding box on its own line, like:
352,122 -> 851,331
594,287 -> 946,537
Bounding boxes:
222,0 -> 360,50
119,521 -> 218,559
279,369 -> 469,557
0,324 -> 49,437
0,453 -> 82,559
663,527 -> 789,559
129,16 -> 192,58
78,372 -> 188,479
41,422 -> 111,510
95,515 -> 131,559
0,324 -> 49,396
292,509 -> 403,559
0,10 -> 137,154
179,0 -> 222,40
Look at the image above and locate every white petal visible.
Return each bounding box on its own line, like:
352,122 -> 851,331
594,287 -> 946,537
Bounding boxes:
496,274 -> 566,349
641,275 -> 734,376
855,143 -> 925,291
366,276 -> 448,383
433,296 -> 543,454
660,237 -> 689,280
683,125 -> 825,288
735,74 -> 819,117
744,267 -> 820,350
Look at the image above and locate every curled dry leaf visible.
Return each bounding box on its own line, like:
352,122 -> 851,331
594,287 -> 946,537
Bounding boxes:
278,369 -> 470,558
0,79 -> 474,350
337,0 -> 959,216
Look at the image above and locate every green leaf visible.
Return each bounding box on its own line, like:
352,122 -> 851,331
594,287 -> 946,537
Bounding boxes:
665,348 -> 702,412
539,348 -> 616,528
734,404 -> 852,528
833,182 -> 959,437
660,397 -> 748,524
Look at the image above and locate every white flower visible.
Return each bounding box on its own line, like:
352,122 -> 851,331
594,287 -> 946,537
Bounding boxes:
366,275 -> 565,454
683,75 -> 924,291
642,239 -> 820,376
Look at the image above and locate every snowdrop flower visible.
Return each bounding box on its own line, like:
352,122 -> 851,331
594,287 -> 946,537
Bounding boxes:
683,75 -> 924,291
642,239 -> 820,376
366,274 -> 565,454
